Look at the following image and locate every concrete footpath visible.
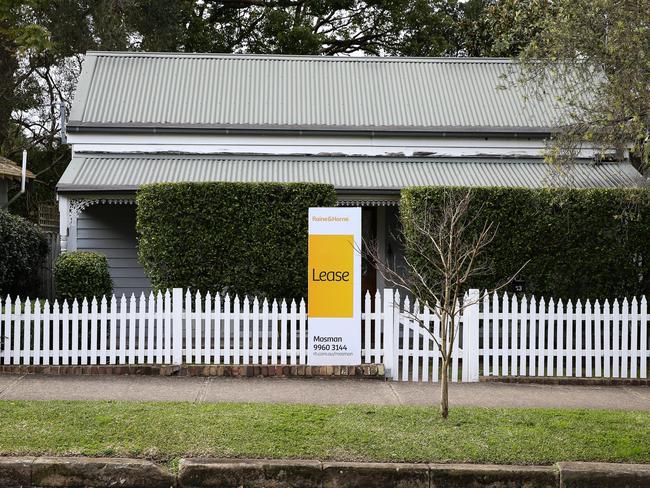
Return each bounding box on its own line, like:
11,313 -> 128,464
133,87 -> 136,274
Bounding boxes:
0,374 -> 649,409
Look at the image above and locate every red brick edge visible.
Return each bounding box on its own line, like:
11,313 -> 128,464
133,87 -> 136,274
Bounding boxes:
0,364 -> 385,379
480,375 -> 650,386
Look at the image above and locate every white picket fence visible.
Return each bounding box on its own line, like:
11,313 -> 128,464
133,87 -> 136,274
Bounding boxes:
1,288 -> 649,382
479,292 -> 650,379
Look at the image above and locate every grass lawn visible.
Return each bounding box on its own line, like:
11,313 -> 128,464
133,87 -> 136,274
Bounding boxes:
0,401 -> 648,467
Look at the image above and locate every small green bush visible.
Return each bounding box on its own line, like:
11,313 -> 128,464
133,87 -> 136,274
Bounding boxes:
0,208 -> 48,297
54,251 -> 113,302
401,186 -> 650,300
136,182 -> 337,298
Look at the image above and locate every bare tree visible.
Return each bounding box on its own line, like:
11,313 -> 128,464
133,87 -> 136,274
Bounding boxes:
366,189 -> 525,419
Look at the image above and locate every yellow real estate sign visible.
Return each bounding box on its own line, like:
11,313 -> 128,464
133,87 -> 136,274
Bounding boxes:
308,234 -> 354,318
307,208 -> 361,365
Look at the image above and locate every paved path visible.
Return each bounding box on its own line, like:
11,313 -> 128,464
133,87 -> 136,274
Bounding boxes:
0,375 -> 648,410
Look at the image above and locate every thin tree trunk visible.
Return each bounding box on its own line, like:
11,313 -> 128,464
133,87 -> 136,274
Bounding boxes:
440,358 -> 449,419
0,32 -> 18,148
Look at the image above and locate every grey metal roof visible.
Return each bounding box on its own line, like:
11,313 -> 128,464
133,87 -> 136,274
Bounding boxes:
68,52 -> 572,134
57,154 -> 645,192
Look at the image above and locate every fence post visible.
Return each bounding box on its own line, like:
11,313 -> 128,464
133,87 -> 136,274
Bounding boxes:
462,289 -> 480,382
383,288 -> 399,380
172,288 -> 183,365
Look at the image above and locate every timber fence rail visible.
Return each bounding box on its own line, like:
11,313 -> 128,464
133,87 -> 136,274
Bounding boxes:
1,289 -> 648,382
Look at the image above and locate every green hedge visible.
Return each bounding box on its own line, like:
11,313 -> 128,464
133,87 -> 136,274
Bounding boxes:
54,251 -> 113,302
0,209 -> 47,297
400,187 -> 650,300
136,182 -> 337,298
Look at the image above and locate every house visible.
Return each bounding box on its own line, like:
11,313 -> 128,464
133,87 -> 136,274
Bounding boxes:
1,155 -> 35,207
57,52 -> 644,297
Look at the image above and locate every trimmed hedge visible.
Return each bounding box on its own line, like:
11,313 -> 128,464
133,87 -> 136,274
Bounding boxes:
136,182 -> 337,298
400,187 -> 650,300
54,251 -> 113,302
0,209 -> 47,297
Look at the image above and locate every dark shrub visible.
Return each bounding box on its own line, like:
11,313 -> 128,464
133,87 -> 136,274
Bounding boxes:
0,208 -> 47,297
136,182 -> 337,299
54,251 -> 113,302
401,186 -> 650,300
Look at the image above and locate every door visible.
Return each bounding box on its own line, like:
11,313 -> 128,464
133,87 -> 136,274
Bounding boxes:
361,207 -> 377,298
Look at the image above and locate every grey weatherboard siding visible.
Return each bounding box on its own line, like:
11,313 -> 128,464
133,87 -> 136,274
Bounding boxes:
77,204 -> 151,296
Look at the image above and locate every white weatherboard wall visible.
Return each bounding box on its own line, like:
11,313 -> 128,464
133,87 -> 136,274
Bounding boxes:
1,289 -> 648,382
66,132 -> 604,159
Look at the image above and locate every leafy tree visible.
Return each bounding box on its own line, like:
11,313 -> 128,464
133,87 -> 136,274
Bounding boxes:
463,0 -> 550,56
0,0 -> 50,148
0,0 -> 129,218
122,0 -> 472,56
1,0 -> 548,220
518,0 -> 650,170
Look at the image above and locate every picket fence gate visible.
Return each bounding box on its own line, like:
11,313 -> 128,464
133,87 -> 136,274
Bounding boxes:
1,288 -> 649,382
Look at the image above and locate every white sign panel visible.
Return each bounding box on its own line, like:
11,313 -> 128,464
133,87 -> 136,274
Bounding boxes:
307,207 -> 361,365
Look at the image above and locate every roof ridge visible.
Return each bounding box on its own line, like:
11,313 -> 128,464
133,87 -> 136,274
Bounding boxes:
84,51 -> 515,63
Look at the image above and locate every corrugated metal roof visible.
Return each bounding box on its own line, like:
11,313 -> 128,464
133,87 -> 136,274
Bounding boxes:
68,52 -> 573,134
57,154 -> 644,191
0,156 -> 35,181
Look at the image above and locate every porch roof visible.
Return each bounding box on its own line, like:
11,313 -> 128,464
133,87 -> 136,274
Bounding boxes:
57,153 -> 645,193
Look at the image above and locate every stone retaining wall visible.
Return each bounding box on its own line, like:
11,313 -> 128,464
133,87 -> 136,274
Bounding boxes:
0,457 -> 649,488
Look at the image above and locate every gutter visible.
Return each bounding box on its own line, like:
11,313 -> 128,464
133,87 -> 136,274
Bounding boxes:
56,186 -> 404,194
65,124 -> 554,139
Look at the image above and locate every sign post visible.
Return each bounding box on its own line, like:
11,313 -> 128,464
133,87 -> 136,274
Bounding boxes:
307,207 -> 361,365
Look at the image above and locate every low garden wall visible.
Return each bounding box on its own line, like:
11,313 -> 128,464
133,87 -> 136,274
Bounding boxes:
1,456 -> 649,488
0,364 -> 385,379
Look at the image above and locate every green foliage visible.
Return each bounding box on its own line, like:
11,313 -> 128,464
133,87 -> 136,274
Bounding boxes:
136,182 -> 337,298
464,0 -> 551,56
1,0 -> 546,220
401,187 -> 650,300
0,208 -> 47,297
2,0 -> 544,219
54,251 -> 113,302
519,0 -> 650,169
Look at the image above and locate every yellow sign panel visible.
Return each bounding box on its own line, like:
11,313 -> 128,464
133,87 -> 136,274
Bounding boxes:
308,234 -> 354,318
